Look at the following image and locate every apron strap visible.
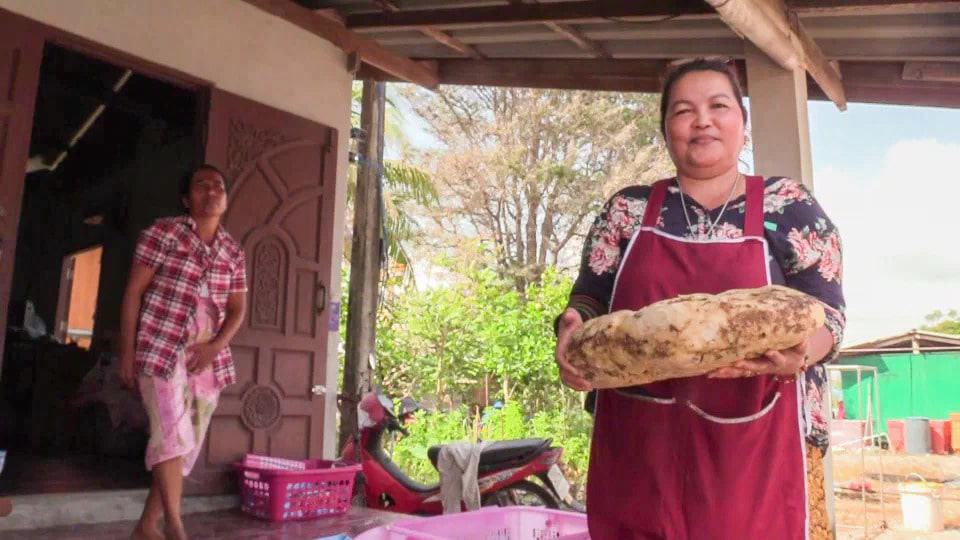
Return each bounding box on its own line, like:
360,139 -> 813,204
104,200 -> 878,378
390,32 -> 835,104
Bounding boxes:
744,175 -> 765,237
641,179 -> 671,228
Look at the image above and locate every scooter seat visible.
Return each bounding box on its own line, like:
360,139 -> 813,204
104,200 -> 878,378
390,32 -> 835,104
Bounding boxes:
428,438 -> 552,473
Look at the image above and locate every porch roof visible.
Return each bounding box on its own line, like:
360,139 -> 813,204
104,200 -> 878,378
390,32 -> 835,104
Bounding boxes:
253,0 -> 960,109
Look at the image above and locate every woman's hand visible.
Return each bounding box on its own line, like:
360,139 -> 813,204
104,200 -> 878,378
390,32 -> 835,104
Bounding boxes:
555,309 -> 593,392
187,341 -> 223,374
708,339 -> 809,379
119,349 -> 136,389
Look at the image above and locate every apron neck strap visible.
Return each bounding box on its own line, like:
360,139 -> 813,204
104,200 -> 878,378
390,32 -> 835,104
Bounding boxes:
641,179 -> 671,228
744,175 -> 765,237
644,176 -> 764,235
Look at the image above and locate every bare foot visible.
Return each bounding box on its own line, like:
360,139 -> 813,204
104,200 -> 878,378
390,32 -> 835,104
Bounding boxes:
164,519 -> 189,540
130,522 -> 164,540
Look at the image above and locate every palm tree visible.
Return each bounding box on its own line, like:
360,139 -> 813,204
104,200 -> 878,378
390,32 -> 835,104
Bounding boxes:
347,83 -> 437,287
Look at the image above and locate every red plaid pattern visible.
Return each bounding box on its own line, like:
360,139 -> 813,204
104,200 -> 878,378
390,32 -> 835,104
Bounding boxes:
134,216 -> 247,388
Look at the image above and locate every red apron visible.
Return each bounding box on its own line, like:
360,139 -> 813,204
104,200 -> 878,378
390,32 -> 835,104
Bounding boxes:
586,177 -> 808,540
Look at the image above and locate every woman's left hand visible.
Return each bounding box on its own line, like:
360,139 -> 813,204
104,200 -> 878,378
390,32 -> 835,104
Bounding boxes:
708,340 -> 809,379
187,342 -> 222,374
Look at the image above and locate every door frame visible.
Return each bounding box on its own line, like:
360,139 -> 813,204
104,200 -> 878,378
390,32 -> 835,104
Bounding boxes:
0,7 -> 212,375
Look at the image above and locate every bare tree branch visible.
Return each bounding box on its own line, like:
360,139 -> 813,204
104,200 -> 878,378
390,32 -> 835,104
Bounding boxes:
407,86 -> 667,288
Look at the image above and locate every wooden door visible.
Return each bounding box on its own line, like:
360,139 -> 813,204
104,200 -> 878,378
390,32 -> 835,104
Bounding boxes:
190,89 -> 339,493
0,12 -> 43,368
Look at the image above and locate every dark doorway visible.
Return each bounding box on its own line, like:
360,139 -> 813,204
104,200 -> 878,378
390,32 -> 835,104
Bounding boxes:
0,42 -> 202,495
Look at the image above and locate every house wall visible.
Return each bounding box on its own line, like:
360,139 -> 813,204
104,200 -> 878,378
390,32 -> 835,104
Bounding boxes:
840,352 -> 960,429
0,0 -> 353,457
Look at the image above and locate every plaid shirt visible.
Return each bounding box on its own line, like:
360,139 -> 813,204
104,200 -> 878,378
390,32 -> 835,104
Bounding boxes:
133,216 -> 247,388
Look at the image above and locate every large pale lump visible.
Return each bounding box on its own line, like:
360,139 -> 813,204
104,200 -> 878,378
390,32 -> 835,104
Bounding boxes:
567,286 -> 825,388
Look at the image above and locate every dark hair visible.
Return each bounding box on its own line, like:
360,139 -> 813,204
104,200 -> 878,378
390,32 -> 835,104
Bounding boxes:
180,163 -> 228,211
659,58 -> 748,135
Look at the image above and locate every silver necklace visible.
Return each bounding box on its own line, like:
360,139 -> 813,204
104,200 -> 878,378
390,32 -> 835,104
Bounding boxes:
678,173 -> 742,238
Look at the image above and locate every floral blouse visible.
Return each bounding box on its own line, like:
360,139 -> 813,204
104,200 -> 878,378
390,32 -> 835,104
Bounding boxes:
567,177 -> 845,450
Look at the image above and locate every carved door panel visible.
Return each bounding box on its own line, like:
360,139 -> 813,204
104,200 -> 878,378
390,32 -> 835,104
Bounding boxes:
0,12 -> 42,367
190,89 -> 338,494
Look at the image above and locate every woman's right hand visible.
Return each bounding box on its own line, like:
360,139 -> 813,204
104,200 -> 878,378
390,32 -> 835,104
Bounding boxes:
555,308 -> 593,392
119,349 -> 136,390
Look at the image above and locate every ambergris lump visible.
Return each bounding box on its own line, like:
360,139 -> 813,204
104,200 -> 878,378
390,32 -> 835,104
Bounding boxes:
566,285 -> 826,389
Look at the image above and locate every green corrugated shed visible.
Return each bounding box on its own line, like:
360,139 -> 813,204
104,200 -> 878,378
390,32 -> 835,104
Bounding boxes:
837,330 -> 960,430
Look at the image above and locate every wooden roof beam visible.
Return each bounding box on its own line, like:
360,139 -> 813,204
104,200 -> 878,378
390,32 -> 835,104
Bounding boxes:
543,22 -> 611,59
414,58 -> 668,92
503,0 -> 609,58
705,0 -> 847,110
355,58 -> 960,109
348,1 -> 957,31
373,0 -> 486,59
903,62 -> 960,83
419,28 -> 486,59
347,1 -> 713,31
241,0 -> 439,87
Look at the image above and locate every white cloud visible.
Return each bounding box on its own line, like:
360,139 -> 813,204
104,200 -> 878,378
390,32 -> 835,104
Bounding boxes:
814,139 -> 960,344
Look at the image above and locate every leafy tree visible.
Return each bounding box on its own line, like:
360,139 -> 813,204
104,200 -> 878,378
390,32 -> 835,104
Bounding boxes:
404,86 -> 673,289
389,408 -> 472,485
923,309 -> 960,334
346,83 -> 438,283
372,265 -> 579,412
389,400 -> 592,497
337,86 -> 678,502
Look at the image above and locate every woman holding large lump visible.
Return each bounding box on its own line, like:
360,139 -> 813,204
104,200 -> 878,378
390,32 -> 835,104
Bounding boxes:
555,59 -> 845,539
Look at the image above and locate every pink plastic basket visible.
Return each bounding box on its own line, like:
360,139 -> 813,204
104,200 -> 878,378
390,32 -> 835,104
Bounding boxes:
234,454 -> 360,522
354,507 -> 590,540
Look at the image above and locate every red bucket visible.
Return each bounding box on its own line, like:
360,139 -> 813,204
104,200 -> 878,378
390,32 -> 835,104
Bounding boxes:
930,420 -> 952,455
887,420 -> 905,453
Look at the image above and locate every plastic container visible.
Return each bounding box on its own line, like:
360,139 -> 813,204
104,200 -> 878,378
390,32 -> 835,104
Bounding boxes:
830,419 -> 867,449
234,454 -> 360,522
887,420 -> 905,453
905,417 -> 931,455
929,420 -> 952,455
354,507 -> 590,540
950,413 -> 960,453
898,474 -> 945,532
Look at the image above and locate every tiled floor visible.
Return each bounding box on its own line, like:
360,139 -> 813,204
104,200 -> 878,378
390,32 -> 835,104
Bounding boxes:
0,507 -> 407,540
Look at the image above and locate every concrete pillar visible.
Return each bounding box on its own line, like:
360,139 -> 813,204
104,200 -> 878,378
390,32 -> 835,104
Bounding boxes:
744,43 -> 815,190
746,43 -> 834,536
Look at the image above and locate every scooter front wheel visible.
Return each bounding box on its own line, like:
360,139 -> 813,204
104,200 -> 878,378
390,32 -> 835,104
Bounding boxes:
481,480 -> 558,509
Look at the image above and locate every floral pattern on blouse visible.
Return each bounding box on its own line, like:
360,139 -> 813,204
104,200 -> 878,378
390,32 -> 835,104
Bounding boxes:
569,176 -> 845,451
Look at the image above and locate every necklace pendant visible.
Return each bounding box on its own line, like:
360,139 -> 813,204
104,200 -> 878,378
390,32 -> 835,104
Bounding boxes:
677,173 -> 742,239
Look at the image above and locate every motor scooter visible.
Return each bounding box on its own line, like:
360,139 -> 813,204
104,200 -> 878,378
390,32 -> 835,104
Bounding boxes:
341,390 -> 582,514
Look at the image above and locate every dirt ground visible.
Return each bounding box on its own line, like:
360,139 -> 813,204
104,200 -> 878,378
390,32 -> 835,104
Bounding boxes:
832,448 -> 960,539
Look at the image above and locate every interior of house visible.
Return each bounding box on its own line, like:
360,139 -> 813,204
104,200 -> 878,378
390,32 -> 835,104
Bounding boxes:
0,42 -> 202,494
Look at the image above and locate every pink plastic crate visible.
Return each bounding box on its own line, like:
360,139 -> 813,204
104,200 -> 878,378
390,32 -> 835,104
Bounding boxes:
234,454 -> 360,522
354,507 -> 590,540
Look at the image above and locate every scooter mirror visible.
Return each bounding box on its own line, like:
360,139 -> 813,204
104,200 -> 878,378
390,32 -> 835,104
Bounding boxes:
377,392 -> 395,417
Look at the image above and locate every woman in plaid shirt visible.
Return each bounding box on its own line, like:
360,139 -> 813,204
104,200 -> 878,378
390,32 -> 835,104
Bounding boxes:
120,164 -> 248,540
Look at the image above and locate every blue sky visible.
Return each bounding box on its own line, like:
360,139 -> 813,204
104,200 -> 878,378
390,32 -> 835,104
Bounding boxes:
395,87 -> 960,344
807,101 -> 960,344
808,101 -> 960,180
